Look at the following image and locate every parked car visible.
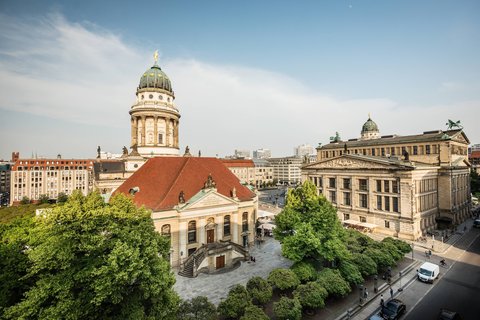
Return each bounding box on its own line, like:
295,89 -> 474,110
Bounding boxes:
438,308 -> 463,320
369,314 -> 385,320
380,298 -> 406,320
473,219 -> 480,228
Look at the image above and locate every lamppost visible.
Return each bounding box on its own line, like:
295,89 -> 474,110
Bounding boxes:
411,242 -> 414,260
373,275 -> 378,293
398,271 -> 403,292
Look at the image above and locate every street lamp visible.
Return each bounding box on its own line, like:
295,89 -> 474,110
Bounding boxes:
398,271 -> 403,292
411,242 -> 414,260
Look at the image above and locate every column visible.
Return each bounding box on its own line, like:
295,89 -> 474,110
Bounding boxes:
232,212 -> 239,243
198,218 -> 206,245
216,216 -> 223,240
141,116 -> 146,146
165,117 -> 171,146
153,116 -> 158,145
179,221 -> 187,261
130,116 -> 136,147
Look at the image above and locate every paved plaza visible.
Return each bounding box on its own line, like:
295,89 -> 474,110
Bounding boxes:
173,237 -> 292,305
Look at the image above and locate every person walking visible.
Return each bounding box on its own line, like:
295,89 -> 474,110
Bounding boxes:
380,294 -> 384,307
390,287 -> 393,298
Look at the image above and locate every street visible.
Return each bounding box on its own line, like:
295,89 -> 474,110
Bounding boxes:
405,228 -> 480,320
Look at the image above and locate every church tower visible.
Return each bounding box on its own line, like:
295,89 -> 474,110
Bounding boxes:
129,52 -> 180,157
360,115 -> 380,140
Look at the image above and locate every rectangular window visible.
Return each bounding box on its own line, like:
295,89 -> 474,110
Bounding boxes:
376,180 -> 382,192
329,190 -> 337,204
329,177 -> 336,188
377,195 -> 382,210
158,134 -> 163,144
426,145 -> 431,155
392,180 -> 398,193
359,179 -> 368,191
401,146 -> 406,155
360,216 -> 367,223
393,197 -> 399,212
343,192 -> 351,206
384,180 -> 390,193
413,146 -> 418,155
372,148 -> 376,156
343,178 -> 351,190
344,213 -> 350,220
385,221 -> 390,228
381,148 -> 385,156
385,196 -> 390,211
391,147 -> 395,155
359,194 -> 368,208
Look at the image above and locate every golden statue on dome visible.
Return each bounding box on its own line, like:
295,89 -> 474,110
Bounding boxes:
153,50 -> 159,64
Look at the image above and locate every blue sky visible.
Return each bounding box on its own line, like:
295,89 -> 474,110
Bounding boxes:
0,0 -> 479,159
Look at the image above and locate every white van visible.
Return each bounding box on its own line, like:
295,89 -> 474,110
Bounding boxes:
417,262 -> 440,283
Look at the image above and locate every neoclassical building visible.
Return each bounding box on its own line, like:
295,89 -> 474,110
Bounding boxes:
115,157 -> 257,277
302,117 -> 471,240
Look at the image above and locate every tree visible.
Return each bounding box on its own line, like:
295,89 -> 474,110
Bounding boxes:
217,284 -> 250,319
178,296 -> 217,320
338,260 -> 363,285
57,192 -> 68,204
382,237 -> 412,255
351,253 -> 377,277
4,191 -> 178,320
239,305 -> 269,320
19,196 -> 30,205
293,281 -> 328,311
273,180 -> 349,264
364,247 -> 396,270
316,268 -> 351,297
291,261 -> 317,283
268,268 -> 300,291
246,277 -> 272,306
273,297 -> 302,320
38,194 -> 49,204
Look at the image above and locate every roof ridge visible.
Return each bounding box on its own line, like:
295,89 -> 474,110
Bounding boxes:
153,157 -> 190,209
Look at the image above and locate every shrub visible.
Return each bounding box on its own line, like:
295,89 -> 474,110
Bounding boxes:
291,261 -> 317,283
57,192 -> 68,204
178,296 -> 217,320
316,268 -> 351,297
38,194 -> 49,204
19,196 -> 30,205
382,237 -> 412,255
351,253 -> 377,276
273,297 -> 302,320
293,281 -> 328,310
268,268 -> 300,291
380,241 -> 403,261
218,285 -> 250,319
338,260 -> 363,285
246,276 -> 272,306
364,247 -> 395,270
239,304 -> 269,320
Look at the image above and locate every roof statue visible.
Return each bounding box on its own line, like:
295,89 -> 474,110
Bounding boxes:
122,146 -> 128,156
97,146 -> 101,159
178,191 -> 185,204
153,50 -> 159,64
231,187 -> 237,198
130,144 -> 141,156
330,132 -> 341,143
198,150 -> 201,157
446,119 -> 463,130
183,146 -> 192,157
204,174 -> 216,189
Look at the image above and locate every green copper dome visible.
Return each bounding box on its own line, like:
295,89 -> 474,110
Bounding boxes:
138,64 -> 173,93
361,117 -> 379,133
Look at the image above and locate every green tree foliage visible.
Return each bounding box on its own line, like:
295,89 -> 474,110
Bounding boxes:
344,229 -> 375,253
351,253 -> 378,277
0,203 -> 52,224
273,297 -> 302,320
338,260 -> 364,285
267,268 -> 300,291
291,261 -> 317,283
364,247 -> 396,270
177,296 -> 217,320
38,194 -> 49,204
19,196 -> 30,205
471,170 -> 480,195
57,192 -> 68,203
273,180 -> 349,264
382,237 -> 412,255
380,241 -> 403,261
246,277 -> 272,306
3,191 -> 178,320
0,217 -> 35,315
239,304 -> 269,320
293,281 -> 328,310
217,284 -> 250,319
316,268 -> 351,297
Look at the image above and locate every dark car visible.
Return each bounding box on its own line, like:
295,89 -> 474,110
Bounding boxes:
380,299 -> 406,320
438,309 -> 462,320
473,219 -> 480,228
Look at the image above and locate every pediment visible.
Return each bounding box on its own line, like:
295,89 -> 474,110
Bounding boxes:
304,156 -> 404,170
451,132 -> 469,145
183,190 -> 236,210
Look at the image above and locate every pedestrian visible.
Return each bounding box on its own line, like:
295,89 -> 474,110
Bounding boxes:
380,294 -> 384,307
390,287 -> 393,298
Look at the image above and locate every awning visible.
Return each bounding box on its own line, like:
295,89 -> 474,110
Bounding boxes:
258,210 -> 276,218
257,223 -> 276,230
343,220 -> 377,229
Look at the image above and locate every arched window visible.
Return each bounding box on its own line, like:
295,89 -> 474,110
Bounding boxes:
161,224 -> 171,238
224,215 -> 231,236
242,212 -> 248,232
188,221 -> 196,243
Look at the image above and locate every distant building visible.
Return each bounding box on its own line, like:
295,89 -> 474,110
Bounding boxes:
234,149 -> 251,159
303,116 -> 471,240
0,161 -> 13,206
268,156 -> 302,185
469,146 -> 480,173
115,157 -> 257,276
221,159 -> 255,185
10,158 -> 94,205
294,144 -> 315,158
252,159 -> 274,189
253,148 -> 271,159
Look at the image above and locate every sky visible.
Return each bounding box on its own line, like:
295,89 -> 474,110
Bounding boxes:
0,0 -> 479,160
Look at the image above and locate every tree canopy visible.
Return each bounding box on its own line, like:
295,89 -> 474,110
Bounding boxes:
246,276 -> 272,306
2,191 -> 178,320
177,296 -> 216,320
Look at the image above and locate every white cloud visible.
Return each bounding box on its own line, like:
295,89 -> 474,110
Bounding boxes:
0,13 -> 479,160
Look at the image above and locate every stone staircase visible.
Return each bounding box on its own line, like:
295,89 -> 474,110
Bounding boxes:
178,245 -> 207,278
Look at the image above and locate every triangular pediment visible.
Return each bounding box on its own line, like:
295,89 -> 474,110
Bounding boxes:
450,131 -> 469,145
182,189 -> 236,210
303,155 -> 411,170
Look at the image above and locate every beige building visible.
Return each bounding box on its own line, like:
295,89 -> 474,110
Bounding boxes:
10,158 -> 94,205
268,156 -> 303,185
115,157 -> 258,277
302,117 -> 471,240
221,159 -> 256,185
252,159 -> 274,189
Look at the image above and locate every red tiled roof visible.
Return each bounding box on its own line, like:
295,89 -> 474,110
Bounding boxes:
114,157 -> 256,211
470,151 -> 480,159
220,159 -> 255,168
